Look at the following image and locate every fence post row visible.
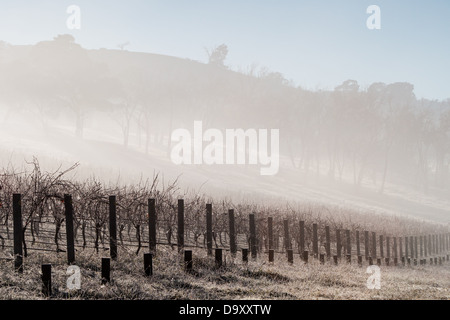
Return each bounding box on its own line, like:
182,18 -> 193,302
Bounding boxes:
64,194 -> 76,265
9,194 -> 450,274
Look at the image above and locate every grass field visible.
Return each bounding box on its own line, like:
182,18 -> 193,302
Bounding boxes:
1,247 -> 449,300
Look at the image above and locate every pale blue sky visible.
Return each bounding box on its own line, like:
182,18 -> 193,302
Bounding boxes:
1,0 -> 449,100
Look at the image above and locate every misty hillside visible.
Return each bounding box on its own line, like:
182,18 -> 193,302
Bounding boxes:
0,35 -> 450,224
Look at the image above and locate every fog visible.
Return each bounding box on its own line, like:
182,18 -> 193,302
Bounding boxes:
1,36 -> 450,223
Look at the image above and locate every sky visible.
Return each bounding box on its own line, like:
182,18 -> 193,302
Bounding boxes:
0,0 -> 449,100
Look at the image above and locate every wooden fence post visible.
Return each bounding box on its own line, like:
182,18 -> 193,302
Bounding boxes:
242,249 -> 248,263
177,199 -> 184,252
405,236 -> 409,260
399,237 -> 403,261
287,249 -> 293,264
336,229 -> 341,259
249,214 -> 257,259
184,250 -> 193,272
300,221 -> 305,257
424,235 -> 428,257
428,235 -> 432,256
435,234 -> 438,255
438,234 -> 441,254
109,196 -> 117,260
447,233 -> 450,252
101,258 -> 110,284
346,229 -> 351,258
64,194 -> 75,265
144,253 -> 153,276
386,236 -> 391,260
325,226 -> 331,259
372,232 -> 377,259
215,248 -> 223,268
356,231 -> 361,257
445,234 -> 447,253
434,234 -> 437,255
393,237 -> 398,261
269,249 -> 274,262
364,231 -> 369,260
228,209 -> 236,256
206,204 -> 213,256
283,219 -> 290,252
303,251 -> 309,264
268,217 -> 273,250
41,264 -> 52,297
410,236 -> 414,260
414,236 -> 418,259
148,199 -> 157,254
419,236 -> 423,258
13,194 -> 23,273
313,224 -> 319,259
320,254 -> 325,264
379,235 -> 384,258
432,235 -> 436,255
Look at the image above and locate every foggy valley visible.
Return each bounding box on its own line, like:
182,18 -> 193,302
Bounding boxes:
1,35 -> 449,224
